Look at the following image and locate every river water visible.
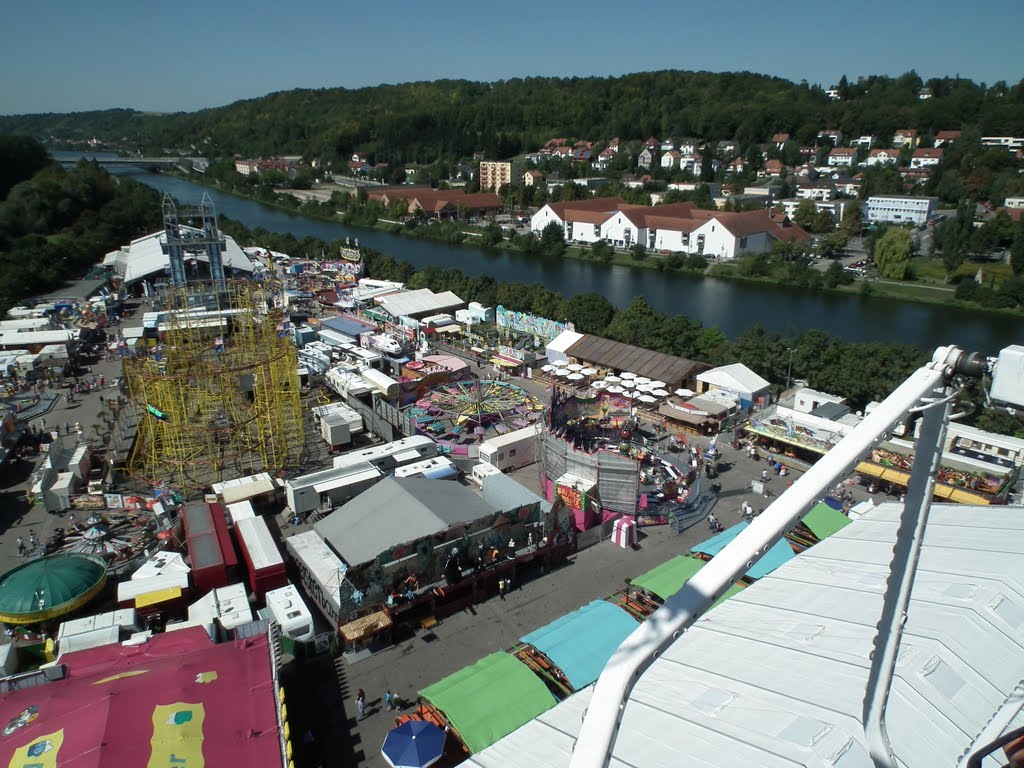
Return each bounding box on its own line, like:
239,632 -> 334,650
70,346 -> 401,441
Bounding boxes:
57,152 -> 1023,353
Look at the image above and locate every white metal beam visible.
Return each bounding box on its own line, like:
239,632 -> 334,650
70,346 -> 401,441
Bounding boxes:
569,348 -> 957,768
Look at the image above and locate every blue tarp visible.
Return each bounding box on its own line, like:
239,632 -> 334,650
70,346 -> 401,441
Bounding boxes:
691,521 -> 796,580
519,600 -> 639,690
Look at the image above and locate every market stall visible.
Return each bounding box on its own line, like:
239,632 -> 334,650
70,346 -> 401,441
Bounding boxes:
419,652 -> 556,754
517,601 -> 639,692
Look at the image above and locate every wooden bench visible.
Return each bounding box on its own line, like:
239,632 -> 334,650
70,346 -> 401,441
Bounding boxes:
419,616 -> 438,630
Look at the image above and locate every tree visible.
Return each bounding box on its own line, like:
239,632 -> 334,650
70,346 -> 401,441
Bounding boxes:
629,242 -> 647,261
590,240 -> 614,262
874,227 -> 912,280
564,293 -> 615,335
792,199 -> 818,231
823,259 -> 853,288
1012,220 -> 1024,276
539,221 -> 565,257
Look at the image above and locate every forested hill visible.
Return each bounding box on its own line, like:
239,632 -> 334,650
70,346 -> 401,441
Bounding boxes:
3,70 -> 1024,164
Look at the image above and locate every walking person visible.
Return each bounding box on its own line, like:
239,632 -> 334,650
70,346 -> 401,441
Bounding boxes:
355,689 -> 366,721
498,578 -> 507,600
761,468 -> 769,483
16,537 -> 24,557
385,690 -> 394,711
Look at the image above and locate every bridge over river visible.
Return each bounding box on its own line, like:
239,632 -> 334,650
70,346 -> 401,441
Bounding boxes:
55,154 -> 206,172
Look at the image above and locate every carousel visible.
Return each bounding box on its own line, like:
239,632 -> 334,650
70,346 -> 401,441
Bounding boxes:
0,554 -> 108,625
407,380 -> 544,442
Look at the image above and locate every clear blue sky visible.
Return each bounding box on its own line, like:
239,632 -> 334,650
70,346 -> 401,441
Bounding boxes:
3,0 -> 1022,115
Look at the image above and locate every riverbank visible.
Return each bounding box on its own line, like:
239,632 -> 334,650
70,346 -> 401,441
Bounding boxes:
177,171 -> 1021,317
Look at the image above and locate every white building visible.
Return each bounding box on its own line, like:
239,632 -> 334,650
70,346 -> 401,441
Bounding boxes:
827,147 -> 857,167
696,363 -> 771,409
865,195 -> 937,226
865,148 -> 902,167
981,136 -> 1024,152
1005,197 -> 1024,209
910,148 -> 944,168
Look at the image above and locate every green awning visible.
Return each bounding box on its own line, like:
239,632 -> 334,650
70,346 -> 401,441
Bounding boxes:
632,555 -> 705,600
632,555 -> 744,607
420,652 -> 556,754
802,501 -> 853,541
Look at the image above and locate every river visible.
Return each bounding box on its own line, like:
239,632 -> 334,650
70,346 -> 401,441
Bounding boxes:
56,152 -> 1023,352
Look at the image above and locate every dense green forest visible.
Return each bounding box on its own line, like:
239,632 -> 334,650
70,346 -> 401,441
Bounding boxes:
3,71 -> 1024,167
0,136 -> 162,315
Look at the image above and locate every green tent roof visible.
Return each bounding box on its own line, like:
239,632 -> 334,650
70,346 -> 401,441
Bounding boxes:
0,554 -> 107,624
420,652 -> 556,753
632,555 -> 744,607
802,501 -> 853,541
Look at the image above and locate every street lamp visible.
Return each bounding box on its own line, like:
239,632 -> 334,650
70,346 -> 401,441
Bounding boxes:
786,348 -> 795,392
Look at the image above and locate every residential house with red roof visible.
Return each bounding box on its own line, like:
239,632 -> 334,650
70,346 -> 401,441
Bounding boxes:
910,147 -> 944,168
530,198 -> 810,260
827,147 -> 858,167
934,130 -> 961,147
865,148 -> 902,167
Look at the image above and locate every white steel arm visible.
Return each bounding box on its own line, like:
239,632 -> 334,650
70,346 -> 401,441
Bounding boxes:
569,346 -> 963,768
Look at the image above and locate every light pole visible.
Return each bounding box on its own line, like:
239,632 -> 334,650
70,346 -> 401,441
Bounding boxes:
786,348 -> 794,392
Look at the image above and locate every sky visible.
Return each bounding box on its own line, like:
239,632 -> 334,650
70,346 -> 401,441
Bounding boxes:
3,0 -> 1023,115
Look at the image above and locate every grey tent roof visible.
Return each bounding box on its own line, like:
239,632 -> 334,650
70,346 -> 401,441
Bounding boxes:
481,472 -> 551,515
314,477 -> 497,566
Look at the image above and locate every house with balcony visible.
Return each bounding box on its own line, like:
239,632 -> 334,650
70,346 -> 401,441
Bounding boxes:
934,130 -> 961,147
865,148 -> 902,167
827,147 -> 858,167
910,147 -> 944,168
637,147 -> 657,170
850,135 -> 877,149
795,180 -> 835,202
762,159 -> 784,177
771,133 -> 790,150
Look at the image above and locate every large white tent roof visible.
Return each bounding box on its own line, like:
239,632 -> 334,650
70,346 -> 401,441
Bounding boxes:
103,231 -> 257,285
465,502 -> 1024,768
696,362 -> 771,396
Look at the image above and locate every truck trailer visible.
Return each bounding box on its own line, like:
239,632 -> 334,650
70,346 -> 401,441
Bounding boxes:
478,423 -> 542,472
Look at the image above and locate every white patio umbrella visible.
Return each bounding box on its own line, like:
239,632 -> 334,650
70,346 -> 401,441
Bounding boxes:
634,376 -> 651,385
580,367 -> 598,376
566,363 -> 583,372
638,394 -> 657,403
591,380 -> 609,389
620,372 -> 637,380
554,368 -> 571,377
603,375 -> 622,384
650,388 -> 670,397
675,388 -> 695,397
634,383 -> 654,392
541,364 -> 556,372
607,385 -> 626,394
623,389 -> 641,399
648,380 -> 667,389
567,372 -> 585,381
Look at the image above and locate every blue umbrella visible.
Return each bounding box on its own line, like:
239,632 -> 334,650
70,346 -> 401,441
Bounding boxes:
381,720 -> 446,768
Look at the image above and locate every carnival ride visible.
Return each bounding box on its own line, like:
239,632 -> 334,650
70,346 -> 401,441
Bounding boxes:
0,554 -> 108,625
407,379 -> 544,441
123,283 -> 304,495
